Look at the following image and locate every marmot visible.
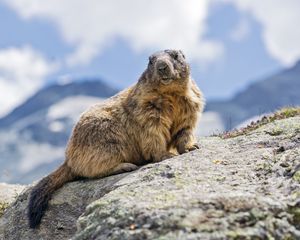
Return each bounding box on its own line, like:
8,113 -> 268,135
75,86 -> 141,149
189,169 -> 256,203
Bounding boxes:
28,49 -> 205,228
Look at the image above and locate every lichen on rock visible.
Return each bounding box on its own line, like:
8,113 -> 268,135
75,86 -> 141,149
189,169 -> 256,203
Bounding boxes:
0,202 -> 9,218
0,183 -> 25,218
1,110 -> 300,240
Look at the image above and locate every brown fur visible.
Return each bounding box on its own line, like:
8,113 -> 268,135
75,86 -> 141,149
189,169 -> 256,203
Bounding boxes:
28,49 -> 205,228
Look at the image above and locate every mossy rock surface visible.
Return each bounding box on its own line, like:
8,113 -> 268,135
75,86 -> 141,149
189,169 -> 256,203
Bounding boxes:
1,111 -> 300,240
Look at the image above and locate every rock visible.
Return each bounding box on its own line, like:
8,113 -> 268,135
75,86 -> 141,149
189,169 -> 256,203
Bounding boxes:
1,113 -> 300,240
0,183 -> 25,217
0,175 -> 129,240
0,183 -> 25,204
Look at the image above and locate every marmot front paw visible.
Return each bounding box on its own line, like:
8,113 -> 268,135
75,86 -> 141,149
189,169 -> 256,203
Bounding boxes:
153,152 -> 177,163
178,143 -> 199,154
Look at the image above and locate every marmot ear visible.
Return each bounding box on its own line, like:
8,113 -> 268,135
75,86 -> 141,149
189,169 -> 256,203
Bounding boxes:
149,56 -> 154,65
179,50 -> 185,59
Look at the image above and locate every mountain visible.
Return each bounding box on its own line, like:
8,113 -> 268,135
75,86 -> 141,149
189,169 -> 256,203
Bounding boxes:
0,80 -> 117,128
206,60 -> 300,130
0,79 -> 118,184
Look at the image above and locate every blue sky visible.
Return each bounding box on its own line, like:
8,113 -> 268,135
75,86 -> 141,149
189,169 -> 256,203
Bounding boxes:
0,0 -> 299,116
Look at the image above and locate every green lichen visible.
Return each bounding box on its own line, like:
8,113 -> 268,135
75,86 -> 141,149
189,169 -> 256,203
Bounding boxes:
0,201 -> 9,217
265,127 -> 284,136
255,162 -> 272,174
282,235 -> 296,240
215,176 -> 226,182
250,208 -> 267,222
226,230 -> 260,240
173,171 -> 188,188
219,107 -> 300,139
290,191 -> 300,201
288,205 -> 300,227
293,171 -> 300,183
151,192 -> 177,208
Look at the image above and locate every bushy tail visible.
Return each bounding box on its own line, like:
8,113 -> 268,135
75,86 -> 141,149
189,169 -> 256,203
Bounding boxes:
27,163 -> 75,228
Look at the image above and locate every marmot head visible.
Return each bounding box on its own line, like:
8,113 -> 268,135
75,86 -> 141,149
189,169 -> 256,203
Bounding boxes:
146,49 -> 190,85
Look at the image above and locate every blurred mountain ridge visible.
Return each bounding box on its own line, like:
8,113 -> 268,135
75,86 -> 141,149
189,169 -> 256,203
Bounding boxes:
0,79 -> 117,128
0,79 -> 117,183
206,60 -> 300,129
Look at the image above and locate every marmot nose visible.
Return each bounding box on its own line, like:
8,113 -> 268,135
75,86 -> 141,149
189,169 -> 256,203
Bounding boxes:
157,61 -> 168,75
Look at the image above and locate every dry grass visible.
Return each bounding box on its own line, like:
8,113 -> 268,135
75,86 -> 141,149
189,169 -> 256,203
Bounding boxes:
218,107 -> 300,139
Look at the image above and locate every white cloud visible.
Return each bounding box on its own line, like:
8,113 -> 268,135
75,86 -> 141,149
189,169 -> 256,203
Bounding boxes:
223,0 -> 300,66
0,46 -> 57,116
3,0 -> 300,68
230,19 -> 250,42
3,0 -> 224,66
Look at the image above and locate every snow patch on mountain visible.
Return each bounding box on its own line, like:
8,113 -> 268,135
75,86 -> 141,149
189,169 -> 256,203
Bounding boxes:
47,95 -> 104,121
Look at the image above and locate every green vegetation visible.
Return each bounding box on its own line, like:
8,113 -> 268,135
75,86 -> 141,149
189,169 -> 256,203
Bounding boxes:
220,107 -> 300,139
293,171 -> 300,183
0,201 -> 9,217
288,203 -> 300,228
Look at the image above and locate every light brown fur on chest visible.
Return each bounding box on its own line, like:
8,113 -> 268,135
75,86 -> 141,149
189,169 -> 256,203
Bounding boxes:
123,78 -> 204,162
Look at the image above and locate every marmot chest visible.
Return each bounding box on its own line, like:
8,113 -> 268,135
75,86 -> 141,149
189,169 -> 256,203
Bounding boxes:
165,94 -> 200,131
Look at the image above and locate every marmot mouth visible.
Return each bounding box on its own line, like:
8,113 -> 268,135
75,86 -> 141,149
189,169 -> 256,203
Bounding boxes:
161,77 -> 173,84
